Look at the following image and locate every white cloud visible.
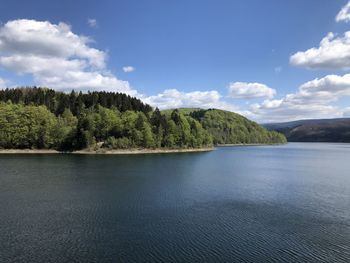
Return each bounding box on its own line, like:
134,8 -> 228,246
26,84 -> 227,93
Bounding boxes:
87,18 -> 97,28
300,73 -> 350,97
251,101 -> 341,123
228,82 -> 276,99
0,19 -> 105,67
290,32 -> 350,70
336,1 -> 350,23
143,89 -> 239,112
0,19 -> 136,95
248,73 -> 350,122
123,66 -> 135,73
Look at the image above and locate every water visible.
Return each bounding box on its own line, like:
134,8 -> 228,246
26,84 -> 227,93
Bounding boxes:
0,143 -> 349,262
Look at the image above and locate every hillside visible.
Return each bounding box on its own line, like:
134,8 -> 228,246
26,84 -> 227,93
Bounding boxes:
0,88 -> 214,151
263,118 -> 350,142
164,108 -> 287,145
0,89 -> 286,152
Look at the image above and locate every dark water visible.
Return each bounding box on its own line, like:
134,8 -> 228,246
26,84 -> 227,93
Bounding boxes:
1,143 -> 350,262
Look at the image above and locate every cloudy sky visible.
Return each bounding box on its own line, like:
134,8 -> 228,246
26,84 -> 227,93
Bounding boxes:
1,0 -> 350,122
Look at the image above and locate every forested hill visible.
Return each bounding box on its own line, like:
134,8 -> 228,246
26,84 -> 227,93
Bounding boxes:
0,88 -> 286,152
163,108 -> 287,145
263,118 -> 350,142
0,88 -> 212,151
0,87 -> 153,115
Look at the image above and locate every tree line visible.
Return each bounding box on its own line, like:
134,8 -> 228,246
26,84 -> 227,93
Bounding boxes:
0,102 -> 213,151
0,87 -> 286,151
190,109 -> 287,144
0,87 -> 152,115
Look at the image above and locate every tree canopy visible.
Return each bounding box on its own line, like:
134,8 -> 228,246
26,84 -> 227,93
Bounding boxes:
0,89 -> 286,151
0,102 -> 213,151
170,108 -> 287,145
0,87 -> 152,115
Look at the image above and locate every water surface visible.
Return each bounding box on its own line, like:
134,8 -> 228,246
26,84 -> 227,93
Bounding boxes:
1,143 -> 349,262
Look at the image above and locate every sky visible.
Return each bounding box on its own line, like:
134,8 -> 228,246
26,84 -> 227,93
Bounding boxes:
0,0 -> 350,122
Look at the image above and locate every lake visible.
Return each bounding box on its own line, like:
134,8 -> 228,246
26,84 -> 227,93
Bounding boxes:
1,143 -> 349,262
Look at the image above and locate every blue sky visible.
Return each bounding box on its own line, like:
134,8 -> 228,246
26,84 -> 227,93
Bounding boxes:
1,0 -> 350,122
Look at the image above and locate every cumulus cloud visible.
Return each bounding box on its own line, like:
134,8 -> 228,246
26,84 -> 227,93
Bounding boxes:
0,19 -> 136,95
123,66 -> 135,73
250,101 -> 341,123
143,89 -> 239,112
0,19 -> 105,67
228,82 -> 276,99
300,73 -> 350,98
290,32 -> 350,70
336,1 -> 350,23
87,18 -> 97,28
248,73 -> 350,122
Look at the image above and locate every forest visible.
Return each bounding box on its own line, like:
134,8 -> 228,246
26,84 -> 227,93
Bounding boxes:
0,87 -> 152,115
0,87 -> 286,151
190,109 -> 287,144
263,118 -> 350,142
163,108 -> 287,145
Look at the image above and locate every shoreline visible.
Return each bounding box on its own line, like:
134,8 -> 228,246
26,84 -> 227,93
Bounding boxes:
0,147 -> 215,155
74,147 -> 215,155
216,143 -> 282,147
0,143 -> 288,155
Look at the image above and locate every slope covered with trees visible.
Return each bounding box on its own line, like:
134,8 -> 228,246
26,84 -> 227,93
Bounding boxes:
0,88 -> 286,152
263,118 -> 350,142
0,101 -> 212,151
167,108 -> 286,145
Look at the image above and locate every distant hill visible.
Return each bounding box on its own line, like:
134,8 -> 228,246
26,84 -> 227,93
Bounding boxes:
163,108 -> 287,145
263,118 -> 350,142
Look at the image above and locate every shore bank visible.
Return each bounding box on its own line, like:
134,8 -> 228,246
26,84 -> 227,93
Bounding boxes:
217,143 -> 266,147
217,143 -> 285,147
74,147 -> 214,155
0,147 -> 215,155
0,149 -> 60,154
0,144 -> 286,155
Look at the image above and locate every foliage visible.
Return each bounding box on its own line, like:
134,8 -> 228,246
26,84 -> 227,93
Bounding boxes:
0,90 -> 286,151
0,102 -> 213,151
264,118 -> 350,142
0,102 -> 58,149
0,87 -> 152,115
189,109 -> 287,145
